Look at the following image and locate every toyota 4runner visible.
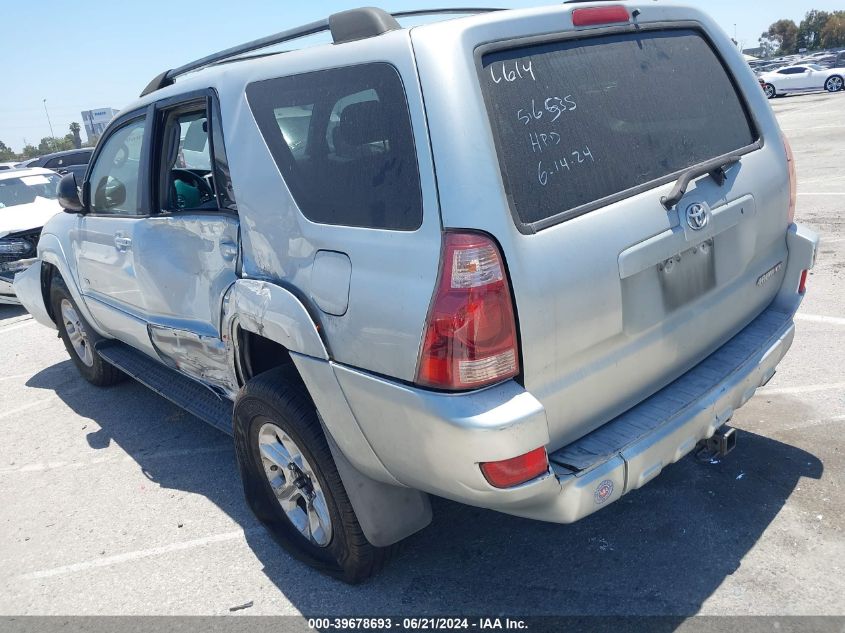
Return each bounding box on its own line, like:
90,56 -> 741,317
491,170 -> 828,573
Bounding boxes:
14,3 -> 819,582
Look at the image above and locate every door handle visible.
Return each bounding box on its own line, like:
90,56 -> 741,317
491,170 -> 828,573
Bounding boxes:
114,235 -> 132,251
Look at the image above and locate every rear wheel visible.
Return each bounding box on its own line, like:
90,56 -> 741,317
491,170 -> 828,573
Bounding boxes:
763,83 -> 776,99
825,75 -> 843,93
51,277 -> 125,386
233,365 -> 396,583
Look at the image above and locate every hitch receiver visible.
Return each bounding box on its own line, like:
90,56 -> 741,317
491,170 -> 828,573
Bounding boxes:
695,425 -> 737,461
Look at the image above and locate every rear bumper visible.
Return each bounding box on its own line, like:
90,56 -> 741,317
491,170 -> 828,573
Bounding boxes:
333,224 -> 818,524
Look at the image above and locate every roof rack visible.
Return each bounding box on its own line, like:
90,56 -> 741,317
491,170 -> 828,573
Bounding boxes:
140,6 -> 503,97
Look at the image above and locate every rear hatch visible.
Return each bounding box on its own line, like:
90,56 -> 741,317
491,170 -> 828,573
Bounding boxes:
412,5 -> 791,448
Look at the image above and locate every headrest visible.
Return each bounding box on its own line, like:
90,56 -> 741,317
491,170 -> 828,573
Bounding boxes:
337,101 -> 389,147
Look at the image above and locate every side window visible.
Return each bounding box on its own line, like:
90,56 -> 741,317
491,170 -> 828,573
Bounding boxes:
65,152 -> 91,166
43,157 -> 64,168
155,99 -> 237,213
88,118 -> 147,215
246,63 -> 422,231
159,109 -> 217,211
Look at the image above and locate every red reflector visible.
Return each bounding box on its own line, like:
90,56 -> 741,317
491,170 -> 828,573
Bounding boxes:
799,269 -> 809,294
480,448 -> 549,489
572,6 -> 630,27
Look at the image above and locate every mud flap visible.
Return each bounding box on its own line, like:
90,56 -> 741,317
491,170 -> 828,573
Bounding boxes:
321,424 -> 432,547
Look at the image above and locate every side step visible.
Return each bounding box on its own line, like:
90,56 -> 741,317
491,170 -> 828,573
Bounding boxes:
96,340 -> 233,435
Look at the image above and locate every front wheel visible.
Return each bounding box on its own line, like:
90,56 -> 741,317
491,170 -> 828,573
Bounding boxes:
825,75 -> 843,93
51,277 -> 125,386
763,83 -> 777,99
233,365 -> 396,583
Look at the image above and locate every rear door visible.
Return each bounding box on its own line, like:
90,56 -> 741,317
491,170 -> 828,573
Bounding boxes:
414,12 -> 790,448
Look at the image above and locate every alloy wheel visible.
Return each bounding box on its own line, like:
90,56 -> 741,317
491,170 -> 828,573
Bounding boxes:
257,422 -> 333,547
60,299 -> 94,367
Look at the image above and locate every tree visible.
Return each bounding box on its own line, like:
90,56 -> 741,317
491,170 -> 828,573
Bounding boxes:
37,136 -> 74,155
798,10 -> 831,50
760,19 -> 799,56
821,12 -> 845,49
0,140 -> 16,162
69,122 -> 82,149
20,145 -> 39,160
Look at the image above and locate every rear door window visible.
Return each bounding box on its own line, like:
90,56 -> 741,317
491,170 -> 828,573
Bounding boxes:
479,29 -> 758,229
246,63 -> 422,231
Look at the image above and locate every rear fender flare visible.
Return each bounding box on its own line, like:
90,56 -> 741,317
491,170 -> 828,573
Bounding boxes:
223,279 -> 328,362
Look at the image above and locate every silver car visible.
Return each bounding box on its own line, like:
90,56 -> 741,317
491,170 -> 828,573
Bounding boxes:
14,3 -> 819,582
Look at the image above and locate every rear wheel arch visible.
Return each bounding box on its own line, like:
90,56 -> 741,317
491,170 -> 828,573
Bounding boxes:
234,326 -> 297,386
825,74 -> 844,92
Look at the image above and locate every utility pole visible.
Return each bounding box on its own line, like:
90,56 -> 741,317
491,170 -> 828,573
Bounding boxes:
42,98 -> 56,151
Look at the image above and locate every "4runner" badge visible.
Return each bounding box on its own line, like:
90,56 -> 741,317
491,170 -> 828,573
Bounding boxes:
757,262 -> 784,287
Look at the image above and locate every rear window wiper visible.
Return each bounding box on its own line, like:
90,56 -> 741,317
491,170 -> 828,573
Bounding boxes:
660,155 -> 741,210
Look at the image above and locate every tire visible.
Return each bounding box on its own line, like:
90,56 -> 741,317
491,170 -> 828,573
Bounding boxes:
763,83 -> 776,99
233,365 -> 396,583
51,276 -> 125,387
825,75 -> 843,93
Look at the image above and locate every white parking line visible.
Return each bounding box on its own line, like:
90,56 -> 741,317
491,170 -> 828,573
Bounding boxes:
0,319 -> 35,334
796,313 -> 845,326
0,444 -> 231,475
20,527 -> 265,580
760,382 -> 845,396
781,124 -> 845,132
0,398 -> 55,420
0,372 -> 38,382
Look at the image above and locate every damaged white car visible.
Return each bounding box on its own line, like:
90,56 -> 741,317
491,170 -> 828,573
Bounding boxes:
0,168 -> 63,304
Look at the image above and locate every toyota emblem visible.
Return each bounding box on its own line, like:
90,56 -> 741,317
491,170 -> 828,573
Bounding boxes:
686,203 -> 710,231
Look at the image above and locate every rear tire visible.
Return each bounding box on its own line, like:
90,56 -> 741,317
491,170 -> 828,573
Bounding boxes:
233,365 -> 396,583
764,83 -> 776,99
51,276 -> 125,387
825,75 -> 843,93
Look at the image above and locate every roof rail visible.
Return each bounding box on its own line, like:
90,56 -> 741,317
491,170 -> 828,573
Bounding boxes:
139,6 -> 503,97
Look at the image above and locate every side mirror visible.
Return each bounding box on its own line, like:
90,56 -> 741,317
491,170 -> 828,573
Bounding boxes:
58,173 -> 84,213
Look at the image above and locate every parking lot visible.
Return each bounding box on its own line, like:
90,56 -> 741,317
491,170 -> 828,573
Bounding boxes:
0,91 -> 843,618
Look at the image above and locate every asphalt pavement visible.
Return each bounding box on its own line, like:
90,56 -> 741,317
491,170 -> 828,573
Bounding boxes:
0,91 -> 843,617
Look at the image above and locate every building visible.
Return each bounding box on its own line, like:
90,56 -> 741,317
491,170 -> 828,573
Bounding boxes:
81,108 -> 119,144
742,47 -> 767,59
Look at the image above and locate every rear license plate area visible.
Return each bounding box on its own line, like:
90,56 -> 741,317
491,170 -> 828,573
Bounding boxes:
659,239 -> 716,312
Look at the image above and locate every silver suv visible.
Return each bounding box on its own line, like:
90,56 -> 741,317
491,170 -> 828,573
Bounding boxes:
15,3 -> 819,582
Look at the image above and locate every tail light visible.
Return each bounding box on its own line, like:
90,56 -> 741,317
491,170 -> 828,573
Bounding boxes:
481,447 -> 549,488
572,6 -> 630,27
416,232 -> 519,390
784,134 -> 797,224
799,269 -> 809,295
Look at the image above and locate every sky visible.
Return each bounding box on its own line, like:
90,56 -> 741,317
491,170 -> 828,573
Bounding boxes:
4,0 -> 844,153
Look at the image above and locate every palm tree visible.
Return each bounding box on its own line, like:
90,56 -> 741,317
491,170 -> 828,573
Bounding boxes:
69,122 -> 82,149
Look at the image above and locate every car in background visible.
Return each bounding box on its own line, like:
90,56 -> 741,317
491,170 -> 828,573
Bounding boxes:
759,63 -> 845,98
0,168 -> 63,304
0,162 -> 20,171
16,148 -> 93,183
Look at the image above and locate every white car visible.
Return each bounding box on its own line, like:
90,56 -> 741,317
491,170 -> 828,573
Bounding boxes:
759,63 -> 845,99
0,162 -> 20,171
0,168 -> 63,304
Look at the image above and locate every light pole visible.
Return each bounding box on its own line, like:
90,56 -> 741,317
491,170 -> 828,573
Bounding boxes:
42,98 -> 56,150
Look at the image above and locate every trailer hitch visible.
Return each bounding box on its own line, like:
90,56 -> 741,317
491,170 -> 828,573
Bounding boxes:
695,425 -> 737,462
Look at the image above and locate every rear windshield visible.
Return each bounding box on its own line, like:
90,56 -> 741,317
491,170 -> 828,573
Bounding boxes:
479,29 -> 758,229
